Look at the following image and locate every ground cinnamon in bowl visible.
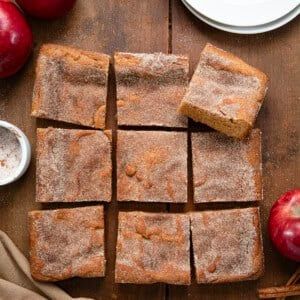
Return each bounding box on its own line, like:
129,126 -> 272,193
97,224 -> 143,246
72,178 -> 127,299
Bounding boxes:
0,127 -> 22,182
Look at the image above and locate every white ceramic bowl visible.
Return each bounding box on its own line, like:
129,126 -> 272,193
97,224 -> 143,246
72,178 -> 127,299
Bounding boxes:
182,0 -> 300,34
0,121 -> 31,186
184,0 -> 299,27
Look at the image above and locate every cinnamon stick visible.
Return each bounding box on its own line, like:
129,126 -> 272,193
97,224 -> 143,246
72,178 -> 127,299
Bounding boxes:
258,284 -> 300,299
285,267 -> 300,285
277,267 -> 300,300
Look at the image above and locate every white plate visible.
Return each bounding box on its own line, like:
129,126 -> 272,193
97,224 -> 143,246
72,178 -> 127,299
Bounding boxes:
185,0 -> 299,27
182,0 -> 300,34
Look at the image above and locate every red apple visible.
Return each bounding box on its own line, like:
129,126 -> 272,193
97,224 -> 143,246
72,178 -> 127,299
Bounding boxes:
16,0 -> 77,20
0,0 -> 33,78
268,189 -> 300,262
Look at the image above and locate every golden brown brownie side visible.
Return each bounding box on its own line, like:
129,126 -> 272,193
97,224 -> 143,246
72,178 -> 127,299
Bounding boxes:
115,52 -> 189,127
190,207 -> 264,284
117,130 -> 187,203
179,43 -> 268,138
32,44 -> 110,129
115,211 -> 191,285
192,129 -> 262,203
36,128 -> 111,202
29,206 -> 105,281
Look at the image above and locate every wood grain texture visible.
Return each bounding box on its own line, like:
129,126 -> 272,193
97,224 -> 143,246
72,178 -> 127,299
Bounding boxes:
169,0 -> 300,299
0,0 -> 299,299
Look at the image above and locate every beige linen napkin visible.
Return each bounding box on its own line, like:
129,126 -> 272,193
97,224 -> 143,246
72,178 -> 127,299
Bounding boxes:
0,230 -> 93,300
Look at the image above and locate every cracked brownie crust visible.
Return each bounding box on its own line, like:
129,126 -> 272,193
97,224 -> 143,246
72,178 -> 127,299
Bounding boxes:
115,52 -> 189,127
115,211 -> 191,285
29,206 -> 105,281
117,130 -> 187,203
191,207 -> 264,284
32,44 -> 110,128
179,43 -> 268,138
192,129 -> 262,203
36,128 -> 111,202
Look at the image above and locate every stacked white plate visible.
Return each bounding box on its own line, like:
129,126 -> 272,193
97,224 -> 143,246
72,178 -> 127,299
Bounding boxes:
181,0 -> 300,34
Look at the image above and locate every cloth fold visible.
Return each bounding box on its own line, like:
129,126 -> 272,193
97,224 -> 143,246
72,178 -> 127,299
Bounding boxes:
0,230 -> 93,300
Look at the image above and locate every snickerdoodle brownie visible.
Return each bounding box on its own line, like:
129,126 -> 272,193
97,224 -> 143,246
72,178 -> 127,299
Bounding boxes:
32,44 -> 110,128
29,206 -> 105,281
179,43 -> 268,138
192,129 -> 262,203
117,130 -> 187,203
36,128 -> 111,202
115,211 -> 191,285
190,207 -> 264,284
115,52 -> 189,127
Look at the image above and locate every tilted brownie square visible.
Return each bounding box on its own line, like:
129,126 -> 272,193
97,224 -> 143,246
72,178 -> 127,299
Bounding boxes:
179,43 -> 268,138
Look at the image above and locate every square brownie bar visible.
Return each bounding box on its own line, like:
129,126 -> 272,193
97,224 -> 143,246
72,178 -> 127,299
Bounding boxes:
32,44 -> 110,128
29,206 -> 105,281
192,129 -> 262,203
190,207 -> 264,284
115,52 -> 189,127
179,43 -> 268,138
36,128 -> 111,202
115,211 -> 191,285
117,130 -> 187,203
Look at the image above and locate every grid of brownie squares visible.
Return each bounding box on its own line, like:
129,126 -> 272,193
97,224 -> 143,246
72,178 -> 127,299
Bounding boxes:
36,128 -> 112,202
29,206 -> 105,281
115,211 -> 191,285
29,43 -> 266,286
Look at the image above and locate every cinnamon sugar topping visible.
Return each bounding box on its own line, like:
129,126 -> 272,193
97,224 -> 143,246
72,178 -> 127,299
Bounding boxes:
115,52 -> 189,127
192,129 -> 262,203
115,211 -> 191,285
32,44 -> 110,129
117,130 -> 187,203
191,207 -> 264,283
179,43 -> 268,138
29,206 -> 105,281
36,128 -> 111,202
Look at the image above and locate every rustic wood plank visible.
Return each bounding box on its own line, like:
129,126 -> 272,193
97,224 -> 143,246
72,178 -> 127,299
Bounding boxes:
0,1 -> 169,299
169,0 -> 300,299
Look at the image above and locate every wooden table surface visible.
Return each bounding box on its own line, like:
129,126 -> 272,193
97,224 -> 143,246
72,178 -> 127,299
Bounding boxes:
0,1 -> 299,299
